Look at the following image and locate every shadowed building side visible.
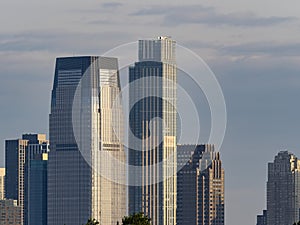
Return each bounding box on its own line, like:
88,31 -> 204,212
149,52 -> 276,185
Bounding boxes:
177,144 -> 225,225
5,134 -> 48,225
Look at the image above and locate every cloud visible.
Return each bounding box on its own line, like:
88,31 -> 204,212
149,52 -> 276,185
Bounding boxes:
219,42 -> 300,57
131,5 -> 296,27
87,19 -> 116,25
101,2 -> 123,8
0,30 -> 134,54
180,39 -> 300,61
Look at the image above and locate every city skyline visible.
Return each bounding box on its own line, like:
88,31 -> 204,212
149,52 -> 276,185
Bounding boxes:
1,1 -> 300,225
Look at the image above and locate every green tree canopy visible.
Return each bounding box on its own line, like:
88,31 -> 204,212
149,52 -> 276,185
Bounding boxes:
85,218 -> 99,225
122,212 -> 151,225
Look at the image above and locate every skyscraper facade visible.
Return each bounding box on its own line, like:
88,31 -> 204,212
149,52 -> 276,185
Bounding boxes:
24,141 -> 49,225
5,134 -> 47,225
48,56 -> 125,225
129,37 -> 177,225
0,199 -> 22,225
5,138 -> 28,225
266,151 -> 300,225
0,168 -> 5,200
177,144 -> 225,225
256,210 -> 267,225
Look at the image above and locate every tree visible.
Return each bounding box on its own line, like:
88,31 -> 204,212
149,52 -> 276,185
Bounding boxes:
293,222 -> 300,225
85,218 -> 99,225
122,212 -> 151,225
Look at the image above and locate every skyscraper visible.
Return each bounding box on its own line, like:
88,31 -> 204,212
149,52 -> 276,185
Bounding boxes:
48,56 -> 125,225
5,138 -> 28,225
0,199 -> 22,225
177,144 -> 225,225
256,210 -> 267,225
5,134 -> 48,225
24,140 -> 49,225
266,151 -> 300,225
129,37 -> 177,225
0,168 -> 5,200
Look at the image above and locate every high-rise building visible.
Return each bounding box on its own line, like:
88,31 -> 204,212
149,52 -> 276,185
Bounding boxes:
48,56 -> 125,225
5,138 -> 28,225
0,168 -> 5,200
256,210 -> 267,225
0,199 -> 22,225
5,134 -> 48,225
128,37 -> 177,225
266,151 -> 300,225
24,141 -> 49,225
177,144 -> 225,225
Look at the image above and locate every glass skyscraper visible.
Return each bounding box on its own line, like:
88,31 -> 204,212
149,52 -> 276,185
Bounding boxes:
5,133 -> 48,225
48,56 -> 125,225
177,144 -> 225,225
24,140 -> 49,225
5,138 -> 28,225
128,37 -> 177,225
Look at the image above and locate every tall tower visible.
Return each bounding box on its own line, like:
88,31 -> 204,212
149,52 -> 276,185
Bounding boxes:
177,144 -> 225,225
5,138 -> 28,225
267,151 -> 300,225
48,56 -> 126,225
24,140 -> 49,225
129,37 -> 177,225
5,134 -> 48,225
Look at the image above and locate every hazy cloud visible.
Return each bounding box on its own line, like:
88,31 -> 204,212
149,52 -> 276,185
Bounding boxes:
0,30 -> 134,54
131,5 -> 296,27
101,2 -> 123,8
220,42 -> 300,57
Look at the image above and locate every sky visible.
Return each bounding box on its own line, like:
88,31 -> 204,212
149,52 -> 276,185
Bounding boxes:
1,1 -> 300,225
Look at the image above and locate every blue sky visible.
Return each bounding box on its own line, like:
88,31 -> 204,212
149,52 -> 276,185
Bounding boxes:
1,1 -> 300,225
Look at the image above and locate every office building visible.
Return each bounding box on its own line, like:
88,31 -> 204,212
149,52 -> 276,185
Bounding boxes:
0,199 -> 22,225
48,56 -> 126,225
177,144 -> 225,225
128,37 -> 177,225
24,141 -> 49,225
256,210 -> 267,225
5,138 -> 28,225
0,168 -> 5,200
266,151 -> 300,225
5,134 -> 48,225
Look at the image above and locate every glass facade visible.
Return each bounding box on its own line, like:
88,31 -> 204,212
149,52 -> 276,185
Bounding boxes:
5,134 -> 47,225
177,144 -> 225,225
129,37 -> 177,225
24,141 -> 49,225
5,139 -> 28,225
48,56 -> 125,225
